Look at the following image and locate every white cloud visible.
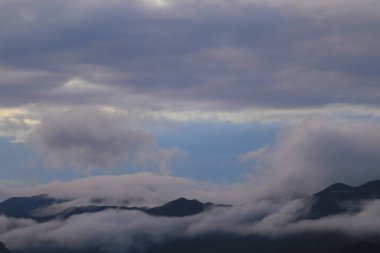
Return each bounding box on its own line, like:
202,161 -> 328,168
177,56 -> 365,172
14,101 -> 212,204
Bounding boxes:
239,147 -> 269,164
153,104 -> 380,124
0,107 -> 39,142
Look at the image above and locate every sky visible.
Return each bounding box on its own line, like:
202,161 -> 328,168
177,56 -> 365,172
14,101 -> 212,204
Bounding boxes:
1,1 -> 380,251
0,0 -> 380,197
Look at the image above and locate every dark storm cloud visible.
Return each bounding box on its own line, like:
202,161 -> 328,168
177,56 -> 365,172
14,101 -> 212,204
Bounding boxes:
0,0 -> 379,109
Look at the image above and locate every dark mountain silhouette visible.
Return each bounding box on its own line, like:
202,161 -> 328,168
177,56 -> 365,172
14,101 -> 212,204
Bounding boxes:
35,205 -> 143,222
0,196 -> 220,221
339,241 -> 380,253
302,180 -> 380,219
146,197 -> 213,217
57,205 -> 142,219
11,231 -> 380,253
0,194 -> 63,219
0,242 -> 10,253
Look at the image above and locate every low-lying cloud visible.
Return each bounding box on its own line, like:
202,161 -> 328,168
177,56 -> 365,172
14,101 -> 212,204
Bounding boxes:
2,198 -> 380,252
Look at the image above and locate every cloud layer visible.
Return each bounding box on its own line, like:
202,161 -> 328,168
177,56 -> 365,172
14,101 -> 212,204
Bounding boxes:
0,0 -> 379,110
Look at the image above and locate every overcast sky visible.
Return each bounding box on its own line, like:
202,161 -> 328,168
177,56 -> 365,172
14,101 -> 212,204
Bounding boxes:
0,0 -> 380,193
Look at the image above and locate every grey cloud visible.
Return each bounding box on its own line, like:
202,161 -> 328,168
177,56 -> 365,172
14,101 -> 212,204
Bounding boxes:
242,119 -> 380,199
0,211 -> 191,252
0,0 -> 378,109
0,216 -> 35,234
25,109 -> 185,172
249,200 -> 380,238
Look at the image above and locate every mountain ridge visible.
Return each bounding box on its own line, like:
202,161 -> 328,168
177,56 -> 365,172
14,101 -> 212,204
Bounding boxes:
302,179 -> 380,219
0,196 -> 221,221
2,180 -> 380,253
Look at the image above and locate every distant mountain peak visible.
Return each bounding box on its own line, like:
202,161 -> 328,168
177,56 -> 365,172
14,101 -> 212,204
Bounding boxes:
358,180 -> 380,190
33,194 -> 50,198
302,179 -> 380,220
326,182 -> 351,190
167,197 -> 203,205
146,197 -> 211,217
315,180 -> 380,196
0,193 -> 229,222
316,183 -> 353,196
0,194 -> 60,219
